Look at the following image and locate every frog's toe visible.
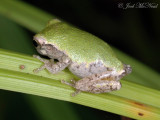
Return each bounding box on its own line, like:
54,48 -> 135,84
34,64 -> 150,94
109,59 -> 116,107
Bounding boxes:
71,90 -> 81,97
70,79 -> 76,84
33,65 -> 46,73
61,80 -> 75,87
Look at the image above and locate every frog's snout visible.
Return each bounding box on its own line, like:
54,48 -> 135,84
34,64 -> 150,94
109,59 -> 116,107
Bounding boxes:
33,36 -> 47,46
124,64 -> 132,75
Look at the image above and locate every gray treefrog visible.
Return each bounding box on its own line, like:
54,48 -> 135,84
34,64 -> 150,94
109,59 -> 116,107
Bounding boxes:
33,19 -> 132,96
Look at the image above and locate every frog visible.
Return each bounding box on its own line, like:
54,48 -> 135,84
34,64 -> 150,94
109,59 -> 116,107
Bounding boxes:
33,19 -> 132,96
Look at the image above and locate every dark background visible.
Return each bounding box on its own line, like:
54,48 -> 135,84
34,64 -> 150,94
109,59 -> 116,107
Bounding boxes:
0,0 -> 159,120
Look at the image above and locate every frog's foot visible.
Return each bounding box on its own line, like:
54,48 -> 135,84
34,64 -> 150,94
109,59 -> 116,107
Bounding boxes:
71,90 -> 81,97
61,79 -> 81,96
33,65 -> 46,73
33,55 -> 52,73
61,79 -> 75,87
33,55 -> 71,74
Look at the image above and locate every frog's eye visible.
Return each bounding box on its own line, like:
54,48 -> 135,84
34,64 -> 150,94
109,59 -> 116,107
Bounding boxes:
33,40 -> 38,47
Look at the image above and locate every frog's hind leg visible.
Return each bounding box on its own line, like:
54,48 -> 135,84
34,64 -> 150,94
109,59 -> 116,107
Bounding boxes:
33,55 -> 71,74
61,79 -> 81,96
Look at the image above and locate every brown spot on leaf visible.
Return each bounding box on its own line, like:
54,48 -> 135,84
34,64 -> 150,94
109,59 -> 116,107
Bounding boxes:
19,65 -> 25,70
138,112 -> 144,116
134,102 -> 144,106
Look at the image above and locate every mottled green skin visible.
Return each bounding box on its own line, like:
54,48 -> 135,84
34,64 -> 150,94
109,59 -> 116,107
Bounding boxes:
35,19 -> 123,72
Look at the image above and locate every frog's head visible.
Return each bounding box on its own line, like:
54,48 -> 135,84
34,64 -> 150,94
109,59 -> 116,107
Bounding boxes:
33,35 -> 50,56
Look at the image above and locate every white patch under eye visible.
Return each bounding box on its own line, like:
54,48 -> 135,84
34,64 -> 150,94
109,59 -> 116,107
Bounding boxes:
41,50 -> 47,54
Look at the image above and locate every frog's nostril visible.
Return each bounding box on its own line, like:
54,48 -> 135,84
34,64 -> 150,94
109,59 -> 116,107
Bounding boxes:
33,40 -> 38,47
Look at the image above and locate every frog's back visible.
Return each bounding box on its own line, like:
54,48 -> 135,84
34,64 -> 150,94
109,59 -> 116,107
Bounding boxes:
37,20 -> 123,72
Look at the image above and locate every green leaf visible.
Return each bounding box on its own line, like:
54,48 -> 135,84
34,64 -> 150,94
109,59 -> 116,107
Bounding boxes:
0,49 -> 160,120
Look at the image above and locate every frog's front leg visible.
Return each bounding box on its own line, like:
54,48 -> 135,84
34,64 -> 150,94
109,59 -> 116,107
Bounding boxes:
33,55 -> 71,74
